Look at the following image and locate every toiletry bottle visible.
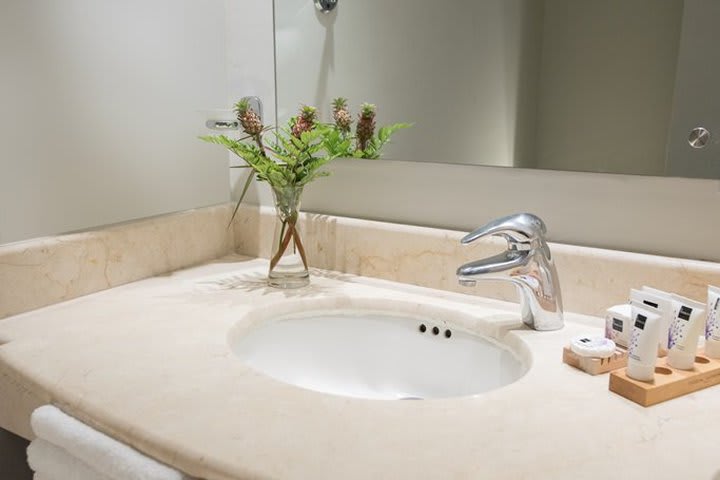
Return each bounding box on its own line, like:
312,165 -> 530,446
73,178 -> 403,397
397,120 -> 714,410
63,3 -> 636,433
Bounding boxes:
667,294 -> 706,370
604,304 -> 631,349
631,289 -> 672,355
642,287 -> 707,369
705,286 -> 720,359
626,303 -> 662,382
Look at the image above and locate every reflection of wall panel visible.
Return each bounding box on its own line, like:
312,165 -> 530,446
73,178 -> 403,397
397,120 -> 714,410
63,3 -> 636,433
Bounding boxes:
667,0 -> 720,179
275,0 -> 543,167
0,0 -> 230,244
261,0 -> 719,262
534,0 -> 683,175
270,0 -> 719,261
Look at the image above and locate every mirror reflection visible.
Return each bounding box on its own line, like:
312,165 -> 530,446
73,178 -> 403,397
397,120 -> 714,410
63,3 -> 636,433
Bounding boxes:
275,0 -> 720,178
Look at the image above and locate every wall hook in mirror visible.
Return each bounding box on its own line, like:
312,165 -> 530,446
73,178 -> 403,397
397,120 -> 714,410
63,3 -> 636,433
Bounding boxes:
205,120 -> 239,131
314,0 -> 338,14
204,96 -> 262,131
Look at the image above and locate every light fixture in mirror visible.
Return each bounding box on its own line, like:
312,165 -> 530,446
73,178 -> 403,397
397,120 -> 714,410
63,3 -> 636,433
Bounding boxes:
274,0 -> 720,179
314,0 -> 338,14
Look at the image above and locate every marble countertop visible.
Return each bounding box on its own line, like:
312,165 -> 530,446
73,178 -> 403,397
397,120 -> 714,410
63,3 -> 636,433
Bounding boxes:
0,255 -> 718,480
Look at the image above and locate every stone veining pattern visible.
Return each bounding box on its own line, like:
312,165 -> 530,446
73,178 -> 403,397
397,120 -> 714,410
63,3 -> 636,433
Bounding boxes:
0,205 -> 234,319
1,203 -> 719,319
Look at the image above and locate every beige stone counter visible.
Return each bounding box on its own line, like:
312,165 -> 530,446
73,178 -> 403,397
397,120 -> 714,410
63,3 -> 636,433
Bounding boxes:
1,255 -> 719,480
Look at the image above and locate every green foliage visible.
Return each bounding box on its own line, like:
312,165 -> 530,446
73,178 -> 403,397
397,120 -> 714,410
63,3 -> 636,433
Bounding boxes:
200,120 -> 410,183
199,100 -> 411,224
360,102 -> 376,116
320,122 -> 413,159
357,122 -> 413,159
233,98 -> 250,116
332,97 -> 347,108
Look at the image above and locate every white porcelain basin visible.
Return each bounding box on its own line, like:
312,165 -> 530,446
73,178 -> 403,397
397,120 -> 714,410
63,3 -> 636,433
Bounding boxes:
228,300 -> 527,400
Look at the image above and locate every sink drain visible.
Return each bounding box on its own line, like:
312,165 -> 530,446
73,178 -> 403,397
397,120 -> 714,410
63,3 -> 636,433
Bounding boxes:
398,396 -> 424,401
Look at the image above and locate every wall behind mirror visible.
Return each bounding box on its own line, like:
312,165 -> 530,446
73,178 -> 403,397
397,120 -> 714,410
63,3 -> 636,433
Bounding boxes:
0,0 -> 231,245
275,0 -> 720,179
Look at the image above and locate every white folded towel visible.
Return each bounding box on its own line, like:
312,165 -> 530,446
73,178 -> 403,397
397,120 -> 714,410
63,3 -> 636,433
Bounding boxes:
28,439 -> 113,480
30,405 -> 193,480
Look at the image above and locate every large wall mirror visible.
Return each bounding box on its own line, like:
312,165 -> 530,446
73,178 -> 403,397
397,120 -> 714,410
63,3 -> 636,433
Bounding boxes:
275,0 -> 720,179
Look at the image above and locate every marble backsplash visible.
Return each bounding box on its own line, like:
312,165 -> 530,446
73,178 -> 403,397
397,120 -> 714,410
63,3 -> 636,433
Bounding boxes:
0,205 -> 234,319
1,202 -> 718,319
233,206 -> 720,317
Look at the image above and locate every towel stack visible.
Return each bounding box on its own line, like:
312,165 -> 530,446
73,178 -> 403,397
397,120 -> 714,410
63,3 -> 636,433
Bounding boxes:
27,406 -> 194,480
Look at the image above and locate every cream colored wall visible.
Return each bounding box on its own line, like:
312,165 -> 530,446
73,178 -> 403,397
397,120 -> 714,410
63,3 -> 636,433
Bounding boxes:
0,0 -> 231,245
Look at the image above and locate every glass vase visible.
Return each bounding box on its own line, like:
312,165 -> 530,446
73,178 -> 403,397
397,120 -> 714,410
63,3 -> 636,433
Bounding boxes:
268,185 -> 310,288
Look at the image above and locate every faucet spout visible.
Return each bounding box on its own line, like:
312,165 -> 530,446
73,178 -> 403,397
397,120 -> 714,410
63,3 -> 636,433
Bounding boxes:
457,214 -> 564,331
456,250 -> 529,278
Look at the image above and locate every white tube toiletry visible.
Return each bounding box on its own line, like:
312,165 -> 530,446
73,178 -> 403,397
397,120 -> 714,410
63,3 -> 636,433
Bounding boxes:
627,303 -> 662,382
605,304 -> 632,348
642,287 -> 707,369
630,289 -> 673,355
667,294 -> 706,370
706,286 -> 720,359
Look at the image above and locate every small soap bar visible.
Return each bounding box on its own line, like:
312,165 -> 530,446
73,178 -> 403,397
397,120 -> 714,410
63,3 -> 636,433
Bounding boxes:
570,335 -> 616,359
605,304 -> 632,348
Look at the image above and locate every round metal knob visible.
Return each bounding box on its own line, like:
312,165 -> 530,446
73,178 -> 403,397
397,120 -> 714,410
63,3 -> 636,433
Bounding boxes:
314,0 -> 338,13
688,127 -> 710,149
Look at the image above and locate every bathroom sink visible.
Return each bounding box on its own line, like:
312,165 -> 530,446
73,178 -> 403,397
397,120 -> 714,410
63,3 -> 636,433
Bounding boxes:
228,299 -> 527,400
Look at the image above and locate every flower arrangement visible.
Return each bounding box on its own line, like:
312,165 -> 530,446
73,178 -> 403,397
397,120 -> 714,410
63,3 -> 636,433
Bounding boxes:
200,98 -> 409,221
199,98 -> 409,287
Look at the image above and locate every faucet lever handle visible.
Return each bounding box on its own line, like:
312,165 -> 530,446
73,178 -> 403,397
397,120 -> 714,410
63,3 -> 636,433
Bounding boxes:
461,213 -> 547,245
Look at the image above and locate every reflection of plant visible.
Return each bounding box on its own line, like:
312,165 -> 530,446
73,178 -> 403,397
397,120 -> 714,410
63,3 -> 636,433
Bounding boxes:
200,98 -> 410,267
332,97 -> 352,133
291,105 -> 318,138
329,100 -> 412,159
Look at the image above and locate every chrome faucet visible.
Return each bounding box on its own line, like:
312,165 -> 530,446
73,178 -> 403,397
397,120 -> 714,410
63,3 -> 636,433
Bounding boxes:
456,213 -> 564,331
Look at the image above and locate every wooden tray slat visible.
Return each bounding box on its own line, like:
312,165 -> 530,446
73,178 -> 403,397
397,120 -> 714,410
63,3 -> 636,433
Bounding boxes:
609,353 -> 720,406
562,346 -> 628,375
